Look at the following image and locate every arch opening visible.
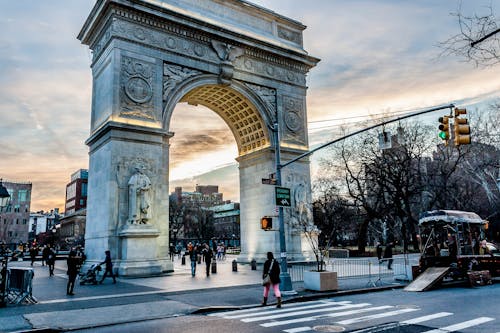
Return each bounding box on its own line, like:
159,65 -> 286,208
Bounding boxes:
178,84 -> 271,156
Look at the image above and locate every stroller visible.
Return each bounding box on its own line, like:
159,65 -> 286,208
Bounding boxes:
79,263 -> 102,285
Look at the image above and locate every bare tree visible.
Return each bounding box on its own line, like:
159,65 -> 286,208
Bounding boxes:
440,2 -> 500,66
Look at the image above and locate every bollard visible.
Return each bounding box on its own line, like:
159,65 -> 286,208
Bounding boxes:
211,261 -> 217,274
251,259 -> 257,270
232,259 -> 238,272
197,255 -> 202,264
181,255 -> 186,265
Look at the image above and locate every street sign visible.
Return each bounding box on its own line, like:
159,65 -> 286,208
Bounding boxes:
275,187 -> 291,207
262,178 -> 277,185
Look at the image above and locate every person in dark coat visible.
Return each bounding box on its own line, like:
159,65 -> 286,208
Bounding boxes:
41,245 -> 50,266
46,245 -> 56,276
202,244 -> 213,277
29,247 -> 38,266
99,250 -> 116,284
66,250 -> 80,295
262,251 -> 282,308
384,242 -> 394,270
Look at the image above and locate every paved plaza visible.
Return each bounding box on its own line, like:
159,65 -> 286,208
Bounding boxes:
0,255 -> 405,332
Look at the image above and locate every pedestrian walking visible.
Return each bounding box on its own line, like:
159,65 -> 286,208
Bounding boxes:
202,244 -> 213,277
169,243 -> 175,261
41,245 -> 49,266
99,250 -> 116,284
29,246 -> 37,266
176,242 -> 183,259
384,242 -> 394,270
46,245 -> 56,276
262,251 -> 282,308
189,245 -> 198,277
66,250 -> 81,295
217,243 -> 223,261
376,242 -> 382,263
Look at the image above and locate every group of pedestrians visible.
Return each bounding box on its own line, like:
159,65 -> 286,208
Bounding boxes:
376,241 -> 394,270
28,245 -> 56,275
187,242 -> 213,277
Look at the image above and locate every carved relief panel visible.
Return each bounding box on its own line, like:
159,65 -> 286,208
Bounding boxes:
120,56 -> 157,121
282,95 -> 307,146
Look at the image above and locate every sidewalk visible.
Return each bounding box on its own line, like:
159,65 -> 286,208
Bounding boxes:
0,255 -> 406,332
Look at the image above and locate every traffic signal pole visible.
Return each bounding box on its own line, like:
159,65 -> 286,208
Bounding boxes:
271,122 -> 294,292
281,104 -> 455,169
271,103 -> 455,293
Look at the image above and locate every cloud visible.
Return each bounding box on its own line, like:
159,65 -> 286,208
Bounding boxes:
3,0 -> 500,212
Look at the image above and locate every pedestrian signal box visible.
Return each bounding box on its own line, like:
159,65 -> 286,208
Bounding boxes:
261,217 -> 272,230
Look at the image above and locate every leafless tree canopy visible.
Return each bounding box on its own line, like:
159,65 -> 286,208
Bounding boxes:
312,107 -> 500,253
440,2 -> 500,66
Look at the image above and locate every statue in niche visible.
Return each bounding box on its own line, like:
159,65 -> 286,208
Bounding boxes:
128,166 -> 152,224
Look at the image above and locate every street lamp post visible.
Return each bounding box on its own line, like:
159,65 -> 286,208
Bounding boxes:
0,179 -> 11,307
271,123 -> 294,292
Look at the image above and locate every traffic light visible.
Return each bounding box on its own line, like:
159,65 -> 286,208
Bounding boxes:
438,116 -> 450,145
453,108 -> 471,146
261,217 -> 272,230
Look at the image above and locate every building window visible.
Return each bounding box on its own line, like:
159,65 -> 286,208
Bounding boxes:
8,231 -> 12,237
14,205 -> 20,213
16,219 -> 19,224
23,219 -> 27,224
81,183 -> 88,197
18,189 -> 29,202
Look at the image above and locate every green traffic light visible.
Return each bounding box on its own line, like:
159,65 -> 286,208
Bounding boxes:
438,131 -> 448,140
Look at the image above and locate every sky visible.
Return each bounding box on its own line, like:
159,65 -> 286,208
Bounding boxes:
1,0 -> 500,212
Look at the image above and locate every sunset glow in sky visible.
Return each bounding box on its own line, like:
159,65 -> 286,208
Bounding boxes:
1,0 -> 500,212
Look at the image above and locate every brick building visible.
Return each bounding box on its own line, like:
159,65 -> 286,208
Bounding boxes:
0,180 -> 32,245
65,169 -> 88,215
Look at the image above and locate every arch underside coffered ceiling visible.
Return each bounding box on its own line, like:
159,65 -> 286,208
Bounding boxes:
180,85 -> 269,156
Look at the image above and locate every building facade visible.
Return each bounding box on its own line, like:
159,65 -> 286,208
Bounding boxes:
65,169 -> 88,215
210,202 -> 240,239
0,181 -> 32,245
28,209 -> 62,246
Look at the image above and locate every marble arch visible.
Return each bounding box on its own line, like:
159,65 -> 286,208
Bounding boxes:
78,0 -> 319,276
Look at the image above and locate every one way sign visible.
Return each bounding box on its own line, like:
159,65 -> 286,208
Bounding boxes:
275,187 -> 291,207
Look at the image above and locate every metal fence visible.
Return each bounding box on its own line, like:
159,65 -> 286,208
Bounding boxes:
288,255 -> 420,284
6,267 -> 37,304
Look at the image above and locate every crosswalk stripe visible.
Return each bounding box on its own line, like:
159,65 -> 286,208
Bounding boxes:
262,305 -> 393,328
284,327 -> 312,333
208,300 -> 342,317
221,301 -> 351,319
242,303 -> 372,323
421,317 -> 495,333
401,312 -> 453,325
336,308 -> 420,325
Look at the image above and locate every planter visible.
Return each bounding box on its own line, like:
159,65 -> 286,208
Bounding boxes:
304,270 -> 338,291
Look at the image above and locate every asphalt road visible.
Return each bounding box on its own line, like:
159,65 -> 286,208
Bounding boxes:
69,283 -> 499,333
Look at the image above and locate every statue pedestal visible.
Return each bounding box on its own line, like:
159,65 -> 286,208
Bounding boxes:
117,225 -> 163,276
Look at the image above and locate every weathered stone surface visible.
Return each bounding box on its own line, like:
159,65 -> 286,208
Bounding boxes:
79,0 -> 319,275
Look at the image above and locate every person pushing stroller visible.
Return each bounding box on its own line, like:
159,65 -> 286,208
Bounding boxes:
99,250 -> 116,284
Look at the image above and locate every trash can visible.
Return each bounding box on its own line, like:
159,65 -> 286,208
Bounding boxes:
251,259 -> 257,270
